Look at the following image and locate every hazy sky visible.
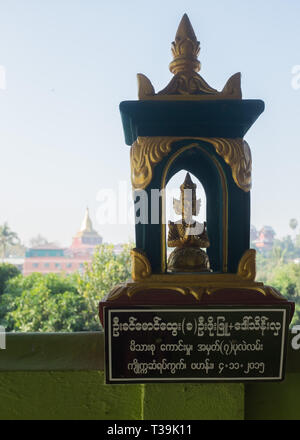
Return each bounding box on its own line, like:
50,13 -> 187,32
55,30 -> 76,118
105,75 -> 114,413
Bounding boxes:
0,0 -> 299,246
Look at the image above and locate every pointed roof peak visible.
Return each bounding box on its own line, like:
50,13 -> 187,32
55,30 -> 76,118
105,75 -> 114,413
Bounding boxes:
175,14 -> 197,42
137,14 -> 242,100
72,207 -> 102,241
80,207 -> 93,233
170,14 -> 201,75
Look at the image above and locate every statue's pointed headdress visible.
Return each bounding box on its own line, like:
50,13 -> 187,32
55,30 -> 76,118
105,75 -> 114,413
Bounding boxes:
173,173 -> 201,218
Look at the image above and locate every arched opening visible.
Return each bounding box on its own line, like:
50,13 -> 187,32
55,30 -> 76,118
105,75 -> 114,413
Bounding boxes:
165,170 -> 207,266
160,143 -> 228,274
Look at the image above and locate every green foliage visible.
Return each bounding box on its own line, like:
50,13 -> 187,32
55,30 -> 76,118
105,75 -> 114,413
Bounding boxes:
293,304 -> 300,328
76,244 -> 132,330
0,273 -> 86,332
3,235 -> 299,330
5,242 -> 26,258
276,235 -> 300,259
296,234 -> 300,249
0,244 -> 132,332
0,223 -> 20,258
269,264 -> 300,326
255,228 -> 300,326
0,263 -> 20,296
257,254 -> 300,326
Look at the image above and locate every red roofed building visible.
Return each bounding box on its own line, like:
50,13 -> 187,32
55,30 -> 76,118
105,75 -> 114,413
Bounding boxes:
23,208 -> 102,276
254,226 -> 275,251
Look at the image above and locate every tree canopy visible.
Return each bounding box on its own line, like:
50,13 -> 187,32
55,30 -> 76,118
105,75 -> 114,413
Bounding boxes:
1,238 -> 300,331
0,223 -> 20,258
0,244 -> 131,332
0,263 -> 21,296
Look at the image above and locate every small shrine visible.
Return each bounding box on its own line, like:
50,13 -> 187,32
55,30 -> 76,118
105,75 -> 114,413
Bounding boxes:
100,14 -> 294,384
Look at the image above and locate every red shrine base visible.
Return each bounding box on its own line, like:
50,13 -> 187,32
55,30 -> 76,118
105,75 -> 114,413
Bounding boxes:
99,287 -> 294,328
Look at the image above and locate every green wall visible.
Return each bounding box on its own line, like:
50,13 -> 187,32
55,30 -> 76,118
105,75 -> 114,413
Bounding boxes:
0,372 -> 244,420
245,373 -> 300,420
1,372 -> 300,420
0,332 -> 299,420
0,372 -> 141,420
143,383 -> 244,420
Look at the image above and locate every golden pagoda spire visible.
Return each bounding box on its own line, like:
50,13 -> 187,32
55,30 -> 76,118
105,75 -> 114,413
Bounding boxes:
72,207 -> 102,242
137,14 -> 242,100
80,207 -> 94,233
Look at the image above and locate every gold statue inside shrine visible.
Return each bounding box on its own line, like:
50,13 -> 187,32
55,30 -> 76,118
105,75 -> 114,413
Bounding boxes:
167,173 -> 211,273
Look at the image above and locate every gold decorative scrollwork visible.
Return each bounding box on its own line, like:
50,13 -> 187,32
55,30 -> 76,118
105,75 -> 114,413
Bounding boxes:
138,72 -> 242,101
130,137 -> 179,190
264,286 -> 285,300
130,137 -> 252,192
105,249 -> 286,303
157,73 -> 218,97
105,279 -> 285,303
126,285 -> 205,301
131,248 -> 152,281
237,249 -> 256,281
137,15 -> 242,101
106,283 -> 206,302
209,138 -> 252,192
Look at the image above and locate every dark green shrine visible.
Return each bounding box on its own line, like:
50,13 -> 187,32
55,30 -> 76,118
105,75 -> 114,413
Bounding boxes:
100,15 -> 293,384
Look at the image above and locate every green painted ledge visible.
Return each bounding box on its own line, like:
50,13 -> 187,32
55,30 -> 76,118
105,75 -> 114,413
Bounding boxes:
0,332 -> 243,419
0,332 -> 104,371
0,371 -> 142,420
0,332 -> 299,420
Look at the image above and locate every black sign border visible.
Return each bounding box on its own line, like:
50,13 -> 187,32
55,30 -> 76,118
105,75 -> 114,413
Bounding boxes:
104,305 -> 290,385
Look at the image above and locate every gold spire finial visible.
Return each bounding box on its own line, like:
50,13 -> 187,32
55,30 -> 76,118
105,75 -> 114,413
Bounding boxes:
175,14 -> 197,41
137,15 -> 242,100
169,14 -> 201,75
